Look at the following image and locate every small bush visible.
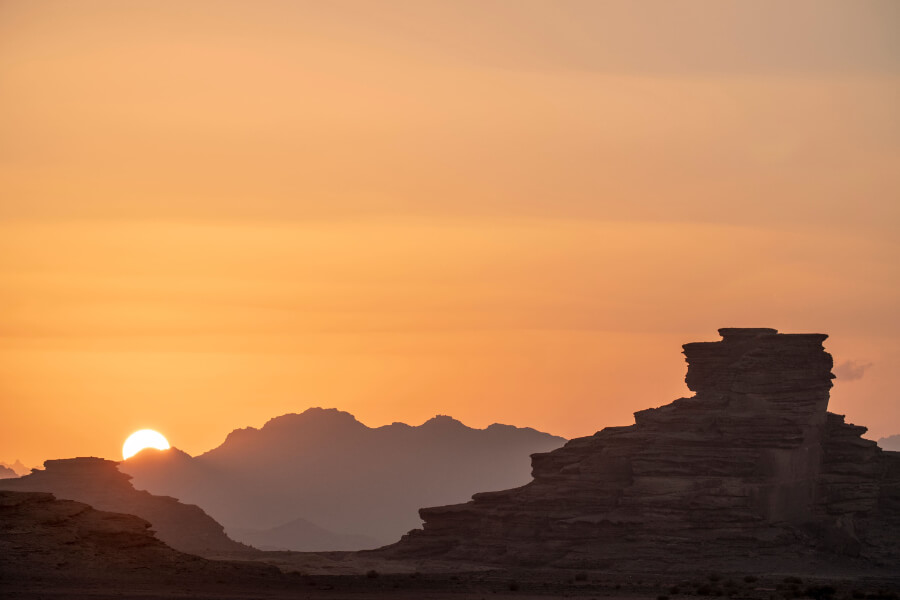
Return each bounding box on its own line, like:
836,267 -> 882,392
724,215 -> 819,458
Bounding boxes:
803,585 -> 836,600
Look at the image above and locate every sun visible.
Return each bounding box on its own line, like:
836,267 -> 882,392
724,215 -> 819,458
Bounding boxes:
122,429 -> 170,460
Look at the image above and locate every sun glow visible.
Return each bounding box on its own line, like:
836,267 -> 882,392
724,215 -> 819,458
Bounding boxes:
122,429 -> 170,460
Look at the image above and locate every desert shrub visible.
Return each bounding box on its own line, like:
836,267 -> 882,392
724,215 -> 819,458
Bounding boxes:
803,585 -> 836,600
366,569 -> 379,579
866,591 -> 899,600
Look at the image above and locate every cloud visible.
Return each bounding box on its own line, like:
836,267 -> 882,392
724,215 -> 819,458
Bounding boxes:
834,360 -> 874,382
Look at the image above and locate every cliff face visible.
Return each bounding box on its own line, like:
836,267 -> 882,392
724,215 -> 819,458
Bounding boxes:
385,328 -> 900,570
0,457 -> 252,557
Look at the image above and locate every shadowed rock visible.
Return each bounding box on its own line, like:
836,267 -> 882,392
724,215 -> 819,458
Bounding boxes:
381,328 -> 900,571
0,457 -> 253,557
0,490 -> 279,585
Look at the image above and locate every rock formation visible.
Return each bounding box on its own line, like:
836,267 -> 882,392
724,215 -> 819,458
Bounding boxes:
120,409 -> 566,549
0,490 -> 278,587
0,457 -> 252,557
383,328 -> 900,571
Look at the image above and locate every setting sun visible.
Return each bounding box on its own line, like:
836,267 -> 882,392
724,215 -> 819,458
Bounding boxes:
122,429 -> 170,460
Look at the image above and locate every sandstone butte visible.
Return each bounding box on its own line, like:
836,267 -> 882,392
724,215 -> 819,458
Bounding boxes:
0,457 -> 251,557
382,328 -> 900,571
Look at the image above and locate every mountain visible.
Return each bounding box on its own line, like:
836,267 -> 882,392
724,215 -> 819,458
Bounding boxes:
121,410 -> 566,549
0,459 -> 29,477
229,518 -> 380,552
0,490 -> 279,590
878,434 -> 900,452
0,457 -> 253,557
381,328 -> 900,572
0,464 -> 16,479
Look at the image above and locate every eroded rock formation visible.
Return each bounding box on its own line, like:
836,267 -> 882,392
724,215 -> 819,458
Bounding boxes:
0,491 -> 278,586
384,328 -> 900,571
0,457 -> 252,557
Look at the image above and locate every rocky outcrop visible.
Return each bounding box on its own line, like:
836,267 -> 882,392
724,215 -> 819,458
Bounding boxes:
0,491 -> 278,585
383,328 -> 900,571
0,457 -> 253,557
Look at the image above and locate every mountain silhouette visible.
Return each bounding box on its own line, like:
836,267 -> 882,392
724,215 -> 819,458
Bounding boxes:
229,518 -> 380,552
121,408 -> 565,549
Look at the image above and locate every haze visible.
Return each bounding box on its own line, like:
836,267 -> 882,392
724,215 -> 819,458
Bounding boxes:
1,0 -> 899,467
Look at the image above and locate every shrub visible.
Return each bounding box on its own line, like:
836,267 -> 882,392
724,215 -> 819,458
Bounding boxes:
803,585 -> 836,600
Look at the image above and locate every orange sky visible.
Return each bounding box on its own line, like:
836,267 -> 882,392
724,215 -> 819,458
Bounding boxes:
2,1 -> 899,467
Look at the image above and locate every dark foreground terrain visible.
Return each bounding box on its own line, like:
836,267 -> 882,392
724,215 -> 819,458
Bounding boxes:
3,568 -> 899,600
3,487 -> 897,599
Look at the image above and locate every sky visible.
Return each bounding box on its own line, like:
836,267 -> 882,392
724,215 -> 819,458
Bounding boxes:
1,0 -> 899,467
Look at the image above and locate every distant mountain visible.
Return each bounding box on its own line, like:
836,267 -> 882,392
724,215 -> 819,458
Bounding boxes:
0,460 -> 30,477
878,434 -> 900,452
121,408 -> 566,549
0,457 -> 253,557
0,465 -> 16,479
229,518 -> 380,552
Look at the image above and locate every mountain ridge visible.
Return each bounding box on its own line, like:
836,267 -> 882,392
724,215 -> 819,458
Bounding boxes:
121,408 -> 566,550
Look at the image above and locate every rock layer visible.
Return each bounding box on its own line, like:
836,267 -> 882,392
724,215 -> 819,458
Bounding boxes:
0,457 -> 252,557
384,328 -> 900,570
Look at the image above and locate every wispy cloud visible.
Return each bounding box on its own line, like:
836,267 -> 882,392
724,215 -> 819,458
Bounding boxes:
834,360 -> 874,382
